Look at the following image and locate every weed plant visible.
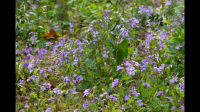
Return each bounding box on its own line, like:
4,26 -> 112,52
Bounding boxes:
16,0 -> 184,111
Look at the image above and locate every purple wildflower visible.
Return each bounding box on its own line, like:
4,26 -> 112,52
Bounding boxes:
169,77 -> 178,84
156,91 -> 163,97
112,79 -> 120,88
171,106 -> 176,110
46,107 -> 51,112
74,109 -> 78,112
83,89 -> 90,97
117,65 -> 124,71
40,86 -> 46,91
19,80 -> 24,85
110,95 -> 117,101
126,66 -> 135,75
33,5 -> 36,10
19,27 -> 24,31
124,94 -> 130,101
137,99 -> 144,106
24,103 -> 29,108
180,105 -> 184,111
120,28 -> 129,37
41,6 -> 45,11
166,0 -> 172,5
31,35 -> 37,44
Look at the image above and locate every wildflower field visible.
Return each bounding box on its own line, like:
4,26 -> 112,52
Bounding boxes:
15,0 -> 184,111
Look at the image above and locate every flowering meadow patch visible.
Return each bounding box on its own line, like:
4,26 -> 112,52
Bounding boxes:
16,0 -> 184,111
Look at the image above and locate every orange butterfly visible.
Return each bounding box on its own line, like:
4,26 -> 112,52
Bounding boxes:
44,29 -> 59,39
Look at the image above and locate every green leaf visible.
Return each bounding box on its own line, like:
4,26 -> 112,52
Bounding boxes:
72,96 -> 79,103
171,37 -> 184,43
141,87 -> 149,100
168,46 -> 176,55
125,80 -> 134,84
164,20 -> 170,25
61,21 -> 69,25
38,38 -> 46,48
35,77 -> 40,85
33,69 -> 38,74
146,77 -> 151,84
90,4 -> 98,10
91,103 -> 97,109
56,32 -> 62,36
110,22 -> 116,31
31,92 -> 38,99
122,74 -> 131,81
164,104 -> 169,112
119,85 -> 124,96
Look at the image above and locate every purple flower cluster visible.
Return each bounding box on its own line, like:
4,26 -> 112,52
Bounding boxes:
43,82 -> 52,89
117,65 -> 124,71
138,5 -> 153,16
155,91 -> 163,97
19,80 -> 24,85
100,92 -> 108,98
169,77 -> 178,84
120,27 -> 129,37
112,79 -> 120,88
166,0 -> 172,5
40,86 -> 46,91
82,99 -> 89,109
137,99 -> 144,106
53,88 -> 62,95
179,77 -> 184,91
64,76 -> 71,84
123,60 -> 138,75
165,96 -> 173,102
83,89 -> 90,97
124,94 -> 130,101
55,26 -> 59,31
126,17 -> 139,28
27,75 -> 37,82
31,35 -> 37,44
102,9 -> 111,21
45,107 -> 51,112
109,95 -> 117,101
143,83 -> 150,87
103,50 -> 109,58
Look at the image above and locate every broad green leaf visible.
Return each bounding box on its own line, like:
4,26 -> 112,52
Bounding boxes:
168,46 -> 176,55
35,77 -> 40,84
91,103 -> 97,109
56,32 -> 62,36
72,96 -> 79,103
146,77 -> 151,84
119,85 -> 124,96
61,21 -> 69,25
164,104 -> 169,112
38,38 -> 46,48
31,92 -> 38,99
122,74 -> 131,81
171,37 -> 184,43
97,57 -> 101,63
141,87 -> 149,100
164,20 -> 170,25
90,4 -> 98,10
125,80 -> 134,84
33,69 -> 37,74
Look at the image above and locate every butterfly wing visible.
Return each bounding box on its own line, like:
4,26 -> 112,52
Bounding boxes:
44,33 -> 51,38
49,29 -> 59,39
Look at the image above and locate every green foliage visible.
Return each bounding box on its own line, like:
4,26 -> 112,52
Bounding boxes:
16,0 -> 184,111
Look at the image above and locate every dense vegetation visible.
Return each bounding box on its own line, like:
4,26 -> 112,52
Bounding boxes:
16,0 -> 184,111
